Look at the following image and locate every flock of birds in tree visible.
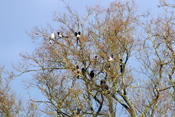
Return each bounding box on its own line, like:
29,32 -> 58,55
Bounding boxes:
49,31 -> 81,45
49,31 -> 124,91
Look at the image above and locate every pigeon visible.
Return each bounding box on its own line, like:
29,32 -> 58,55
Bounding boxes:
75,31 -> 81,45
90,70 -> 94,78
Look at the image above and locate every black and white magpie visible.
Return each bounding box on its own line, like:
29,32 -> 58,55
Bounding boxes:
94,55 -> 98,61
57,32 -> 63,38
74,31 -> 81,45
108,55 -> 114,61
49,31 -> 56,44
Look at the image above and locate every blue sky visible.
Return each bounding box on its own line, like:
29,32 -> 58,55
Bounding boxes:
0,0 -> 164,113
0,0 -> 162,68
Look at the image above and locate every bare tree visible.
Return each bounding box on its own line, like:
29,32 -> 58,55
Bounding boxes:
0,67 -> 22,117
14,0 -> 175,116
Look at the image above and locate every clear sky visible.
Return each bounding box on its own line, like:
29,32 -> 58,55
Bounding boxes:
0,0 -> 164,113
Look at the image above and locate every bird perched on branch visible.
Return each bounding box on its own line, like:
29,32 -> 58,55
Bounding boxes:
100,80 -> 109,90
81,67 -> 86,76
57,32 -> 68,38
94,56 -> 98,61
120,59 -> 123,73
49,31 -> 56,44
74,65 -> 80,78
74,31 -> 81,45
57,32 -> 63,38
90,70 -> 94,79
108,55 -> 114,61
76,108 -> 81,115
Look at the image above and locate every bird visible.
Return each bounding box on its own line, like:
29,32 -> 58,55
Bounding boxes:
76,65 -> 80,73
50,31 -> 56,40
100,80 -> 108,90
94,55 -> 98,61
81,67 -> 86,76
57,32 -> 63,38
75,65 -> 80,78
49,31 -> 56,44
120,59 -> 123,73
74,31 -> 81,45
108,55 -> 114,61
57,32 -> 68,38
49,39 -> 52,44
76,108 -> 81,115
90,70 -> 94,79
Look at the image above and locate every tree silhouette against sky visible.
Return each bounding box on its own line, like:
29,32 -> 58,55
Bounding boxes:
1,0 -> 175,116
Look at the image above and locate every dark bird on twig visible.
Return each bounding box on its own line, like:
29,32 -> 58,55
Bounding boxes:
74,31 -> 81,45
94,55 -> 98,61
76,65 -> 80,78
76,65 -> 80,73
101,80 -> 109,90
90,70 -> 94,79
76,108 -> 81,115
120,59 -> 123,73
81,67 -> 86,76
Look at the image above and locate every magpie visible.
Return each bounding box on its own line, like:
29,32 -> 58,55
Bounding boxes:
108,55 -> 114,61
57,32 -> 63,38
49,39 -> 52,44
74,31 -> 81,45
90,70 -> 94,78
94,55 -> 98,61
49,31 -> 56,44
57,32 -> 68,38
